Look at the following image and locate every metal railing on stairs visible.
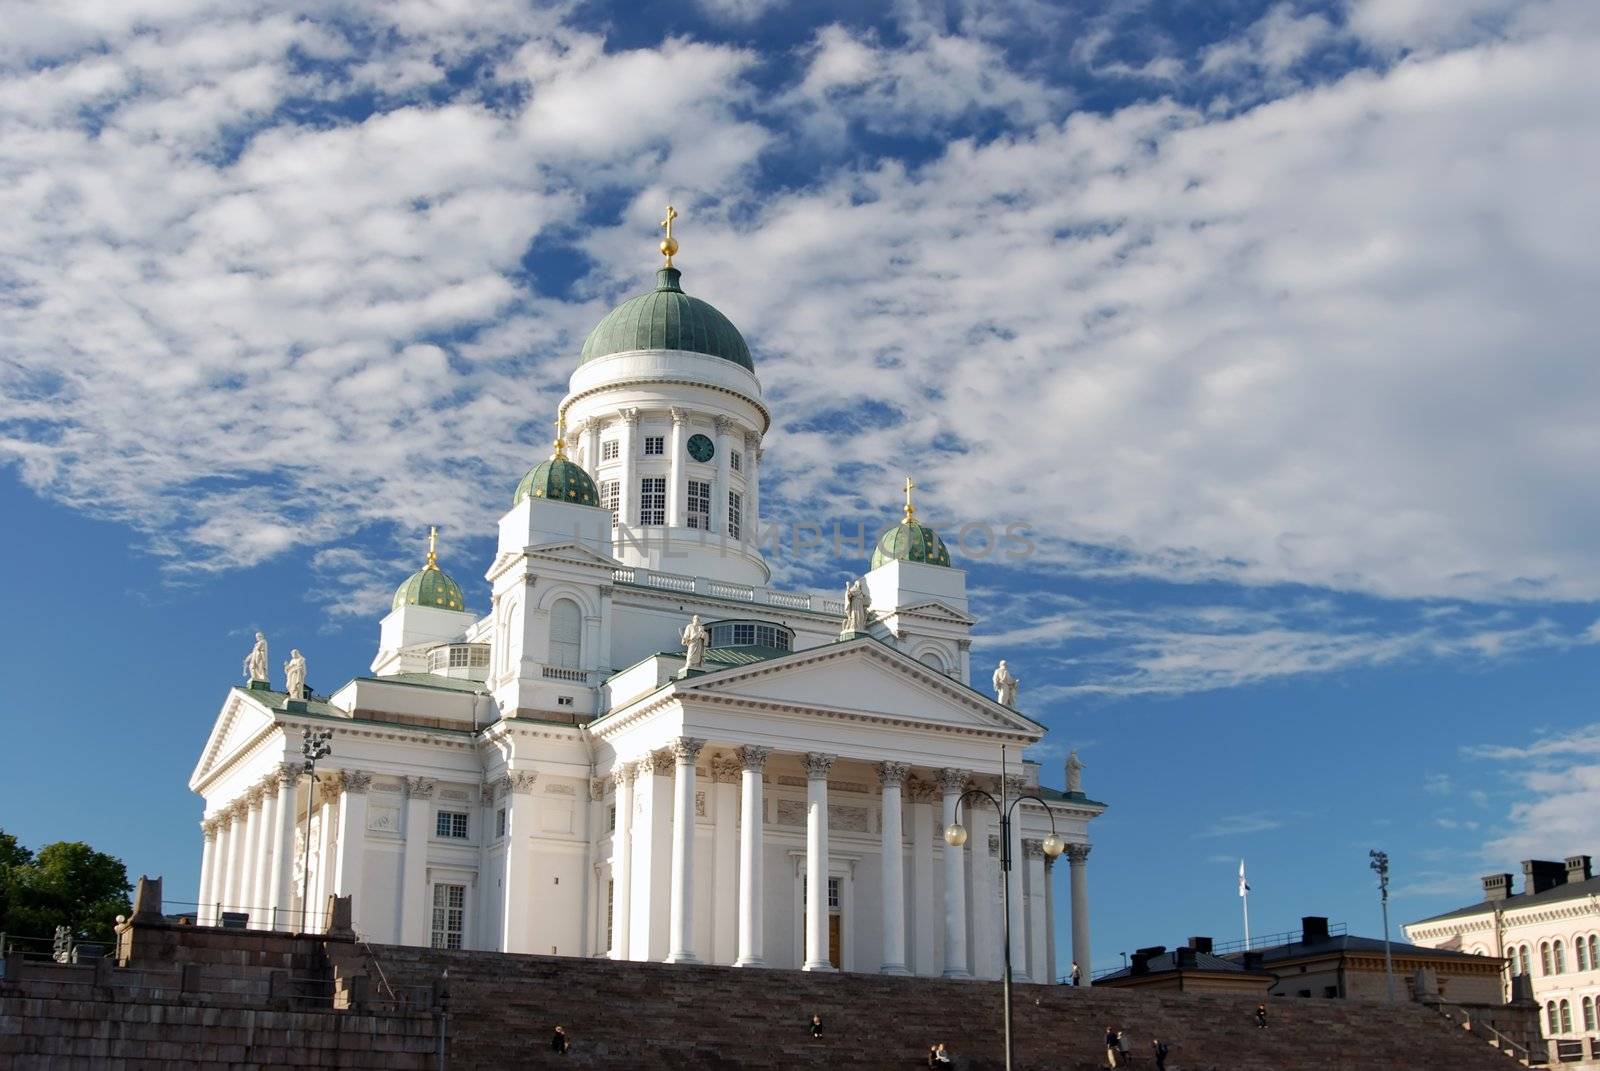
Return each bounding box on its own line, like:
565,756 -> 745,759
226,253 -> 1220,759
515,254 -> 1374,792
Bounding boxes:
1433,1004 -> 1546,1067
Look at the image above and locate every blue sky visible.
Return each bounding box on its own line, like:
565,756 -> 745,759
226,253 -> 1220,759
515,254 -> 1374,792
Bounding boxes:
3,0 -> 1599,976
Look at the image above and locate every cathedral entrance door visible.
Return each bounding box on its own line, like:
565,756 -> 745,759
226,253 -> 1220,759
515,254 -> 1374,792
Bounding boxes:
827,914 -> 841,969
801,876 -> 844,969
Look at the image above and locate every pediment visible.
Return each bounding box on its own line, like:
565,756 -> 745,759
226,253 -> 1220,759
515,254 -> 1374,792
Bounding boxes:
189,689 -> 277,790
680,639 -> 1042,737
525,541 -> 620,571
894,599 -> 975,625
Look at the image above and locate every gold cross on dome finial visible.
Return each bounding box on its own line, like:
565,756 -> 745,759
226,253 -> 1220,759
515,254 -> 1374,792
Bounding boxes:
553,410 -> 568,459
426,526 -> 439,569
660,204 -> 679,266
903,476 -> 916,521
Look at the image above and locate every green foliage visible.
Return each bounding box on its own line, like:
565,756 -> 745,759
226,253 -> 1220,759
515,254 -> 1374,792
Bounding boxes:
0,829 -> 131,943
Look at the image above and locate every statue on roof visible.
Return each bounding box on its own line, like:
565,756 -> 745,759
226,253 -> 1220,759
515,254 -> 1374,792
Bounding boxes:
1066,749 -> 1085,794
680,615 -> 709,670
284,649 -> 307,701
993,660 -> 1019,707
842,579 -> 869,635
243,632 -> 269,684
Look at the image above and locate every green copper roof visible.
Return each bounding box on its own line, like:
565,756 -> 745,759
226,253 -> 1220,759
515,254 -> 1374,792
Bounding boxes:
513,455 -> 600,508
393,564 -> 466,612
579,267 -> 753,371
872,518 -> 952,569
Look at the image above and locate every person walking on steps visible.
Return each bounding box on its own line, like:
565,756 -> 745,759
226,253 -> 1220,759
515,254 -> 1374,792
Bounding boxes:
1105,1025 -> 1120,1068
1071,960 -> 1082,986
550,1025 -> 570,1055
1151,1038 -> 1169,1070
809,1013 -> 824,1038
1117,1030 -> 1134,1065
1256,1003 -> 1268,1029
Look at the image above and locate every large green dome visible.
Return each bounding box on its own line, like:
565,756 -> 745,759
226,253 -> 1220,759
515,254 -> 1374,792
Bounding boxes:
872,518 -> 952,568
513,455 -> 600,508
579,267 -> 752,371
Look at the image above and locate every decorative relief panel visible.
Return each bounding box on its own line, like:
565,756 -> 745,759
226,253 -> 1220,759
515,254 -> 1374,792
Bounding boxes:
545,783 -> 575,797
695,791 -> 707,819
372,781 -> 402,794
776,799 -> 806,827
831,805 -> 869,833
441,789 -> 471,802
369,804 -> 401,834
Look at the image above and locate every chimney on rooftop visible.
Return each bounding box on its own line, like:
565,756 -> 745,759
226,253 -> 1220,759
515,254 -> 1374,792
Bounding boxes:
1482,873 -> 1514,901
1188,936 -> 1213,954
1565,855 -> 1593,885
1175,947 -> 1198,970
1300,916 -> 1330,943
1523,859 -> 1566,895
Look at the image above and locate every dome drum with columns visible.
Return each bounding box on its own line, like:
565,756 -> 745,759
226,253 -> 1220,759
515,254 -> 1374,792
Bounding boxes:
187,208 -> 1103,982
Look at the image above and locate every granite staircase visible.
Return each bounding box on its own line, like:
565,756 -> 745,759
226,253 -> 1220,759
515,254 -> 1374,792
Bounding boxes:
367,944 -> 1524,1070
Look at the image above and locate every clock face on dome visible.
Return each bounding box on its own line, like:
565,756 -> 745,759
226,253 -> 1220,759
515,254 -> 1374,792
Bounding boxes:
686,433 -> 715,463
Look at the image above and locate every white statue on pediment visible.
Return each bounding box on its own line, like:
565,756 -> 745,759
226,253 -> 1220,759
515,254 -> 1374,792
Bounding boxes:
843,579 -> 869,634
993,660 -> 1019,707
680,615 -> 709,670
284,649 -> 307,701
243,632 -> 269,684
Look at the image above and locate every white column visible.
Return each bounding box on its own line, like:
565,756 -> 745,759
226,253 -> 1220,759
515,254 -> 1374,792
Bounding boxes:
251,780 -> 277,921
878,762 -> 910,975
270,765 -> 298,928
220,801 -> 246,917
1044,854 -> 1058,985
1026,842 -> 1048,984
609,765 -> 634,958
734,746 -> 769,967
239,788 -> 264,921
909,783 -> 937,976
585,419 -> 601,474
666,736 -> 705,963
970,797 -> 998,979
500,772 -> 537,952
711,755 -> 740,963
619,408 -> 639,530
803,752 -> 835,971
1005,778 -> 1029,983
632,753 -> 674,961
744,434 -> 761,546
312,778 -> 336,929
1067,843 -> 1092,984
712,416 -> 735,535
400,776 -> 436,946
215,808 -> 237,920
197,818 -> 219,925
666,408 -> 688,528
335,770 -> 371,933
938,769 -> 970,978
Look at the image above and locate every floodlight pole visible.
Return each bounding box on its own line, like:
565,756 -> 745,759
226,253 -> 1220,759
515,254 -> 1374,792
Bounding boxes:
1370,849 -> 1395,1002
300,728 -> 333,932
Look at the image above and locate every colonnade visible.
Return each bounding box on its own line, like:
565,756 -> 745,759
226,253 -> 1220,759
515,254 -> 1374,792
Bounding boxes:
607,739 -> 1093,981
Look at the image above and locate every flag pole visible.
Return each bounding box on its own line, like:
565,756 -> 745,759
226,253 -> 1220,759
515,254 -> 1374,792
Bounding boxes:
1240,858 -> 1251,951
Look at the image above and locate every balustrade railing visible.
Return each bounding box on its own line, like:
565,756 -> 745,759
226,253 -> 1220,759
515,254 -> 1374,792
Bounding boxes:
612,566 -> 846,616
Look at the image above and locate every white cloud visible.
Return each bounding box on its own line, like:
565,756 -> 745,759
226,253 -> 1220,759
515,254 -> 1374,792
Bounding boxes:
1464,724 -> 1600,863
1201,3 -> 1334,77
1195,812 -> 1284,839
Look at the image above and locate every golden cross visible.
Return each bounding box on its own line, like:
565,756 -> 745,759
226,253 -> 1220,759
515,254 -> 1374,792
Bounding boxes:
903,476 -> 916,520
554,411 -> 567,459
426,526 -> 439,568
659,204 -> 679,266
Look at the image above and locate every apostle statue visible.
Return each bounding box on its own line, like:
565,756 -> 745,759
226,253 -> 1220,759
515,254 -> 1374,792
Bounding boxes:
842,579 -> 869,634
284,649 -> 307,701
243,632 -> 269,684
992,660 -> 1019,706
680,615 -> 709,670
1066,749 -> 1085,794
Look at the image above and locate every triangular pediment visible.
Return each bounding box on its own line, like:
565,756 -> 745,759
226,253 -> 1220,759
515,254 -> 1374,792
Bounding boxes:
189,688 -> 277,790
894,599 -> 975,625
525,540 -> 620,571
679,638 -> 1043,736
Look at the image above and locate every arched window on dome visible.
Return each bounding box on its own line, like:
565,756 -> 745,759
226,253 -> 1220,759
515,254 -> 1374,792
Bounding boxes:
549,599 -> 582,670
918,650 -> 949,675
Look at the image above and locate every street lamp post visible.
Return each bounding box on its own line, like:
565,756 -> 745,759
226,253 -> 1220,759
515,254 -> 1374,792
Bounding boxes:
1370,849 -> 1395,1002
943,748 -> 1066,1071
300,728 -> 333,933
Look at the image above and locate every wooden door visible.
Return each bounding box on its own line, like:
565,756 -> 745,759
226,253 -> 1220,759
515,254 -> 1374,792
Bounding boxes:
827,915 -> 842,969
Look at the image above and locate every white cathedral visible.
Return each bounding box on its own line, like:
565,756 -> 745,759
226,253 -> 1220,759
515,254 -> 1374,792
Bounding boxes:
189,216 -> 1105,983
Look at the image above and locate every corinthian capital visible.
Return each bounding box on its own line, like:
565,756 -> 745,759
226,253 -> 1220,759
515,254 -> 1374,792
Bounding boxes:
710,755 -> 742,782
876,761 -> 911,788
1064,842 -> 1092,865
648,749 -> 677,776
342,769 -> 373,793
937,768 -> 971,795
736,745 -> 771,772
671,737 -> 706,764
404,776 -> 437,800
610,762 -> 636,787
803,752 -> 836,781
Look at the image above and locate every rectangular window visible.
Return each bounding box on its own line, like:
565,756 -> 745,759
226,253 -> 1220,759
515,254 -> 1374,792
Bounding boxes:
643,435 -> 664,456
727,491 -> 742,540
606,880 -> 615,952
828,876 -> 840,909
601,440 -> 619,461
686,479 -> 711,530
600,479 -> 620,522
639,477 -> 666,525
730,450 -> 742,473
435,810 -> 469,839
430,883 -> 465,950
496,808 -> 507,838
608,804 -> 617,832
469,646 -> 489,668
448,646 -> 470,668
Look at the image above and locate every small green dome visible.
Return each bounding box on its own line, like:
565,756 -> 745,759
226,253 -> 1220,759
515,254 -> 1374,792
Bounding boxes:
579,267 -> 752,371
872,518 -> 953,568
513,455 -> 600,508
393,564 -> 466,612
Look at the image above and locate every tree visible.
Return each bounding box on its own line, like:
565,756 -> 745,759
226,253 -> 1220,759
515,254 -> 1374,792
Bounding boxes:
0,832 -> 131,943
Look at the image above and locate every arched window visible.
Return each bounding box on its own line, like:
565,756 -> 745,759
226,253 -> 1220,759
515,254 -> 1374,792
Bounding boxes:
918,650 -> 948,674
1579,935 -> 1591,972
549,599 -> 582,669
1542,942 -> 1553,975
1583,996 -> 1597,1032
1558,999 -> 1572,1034
1547,1002 -> 1559,1034
1518,944 -> 1531,976
1588,934 -> 1598,970
1554,939 -> 1566,974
